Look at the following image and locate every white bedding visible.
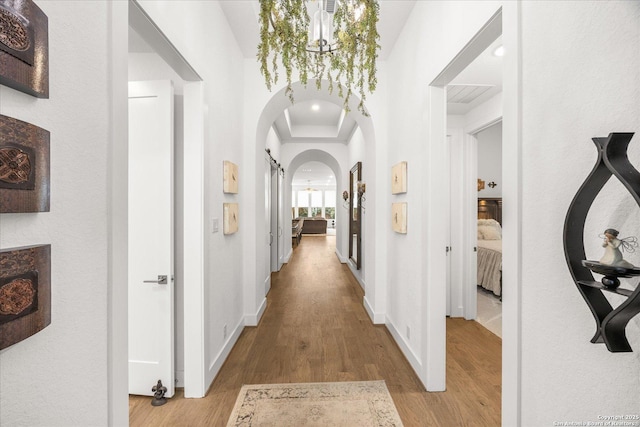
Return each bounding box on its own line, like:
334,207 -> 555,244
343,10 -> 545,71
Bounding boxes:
477,219 -> 503,296
478,239 -> 502,253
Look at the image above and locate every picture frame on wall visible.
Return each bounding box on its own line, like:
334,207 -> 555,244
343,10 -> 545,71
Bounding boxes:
392,202 -> 407,234
0,0 -> 49,98
0,114 -> 50,213
223,203 -> 239,234
391,161 -> 407,194
0,244 -> 51,350
223,160 -> 239,194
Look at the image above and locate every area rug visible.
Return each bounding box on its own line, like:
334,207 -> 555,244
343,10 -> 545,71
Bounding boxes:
226,380 -> 404,426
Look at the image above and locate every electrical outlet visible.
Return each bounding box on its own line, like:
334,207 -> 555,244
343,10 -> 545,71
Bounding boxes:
223,324 -> 228,340
406,325 -> 410,340
212,218 -> 219,233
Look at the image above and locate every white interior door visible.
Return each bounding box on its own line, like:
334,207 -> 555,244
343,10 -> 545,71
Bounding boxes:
445,136 -> 452,316
128,80 -> 175,397
278,169 -> 284,271
265,155 -> 272,295
270,165 -> 280,273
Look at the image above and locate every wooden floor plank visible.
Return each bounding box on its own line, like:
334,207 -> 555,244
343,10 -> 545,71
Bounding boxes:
130,236 -> 501,426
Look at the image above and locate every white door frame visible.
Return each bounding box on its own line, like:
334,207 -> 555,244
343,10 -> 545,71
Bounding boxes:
108,1 -> 206,423
426,5 -> 523,425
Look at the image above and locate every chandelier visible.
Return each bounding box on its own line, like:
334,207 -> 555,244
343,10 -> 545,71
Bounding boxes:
258,0 -> 380,116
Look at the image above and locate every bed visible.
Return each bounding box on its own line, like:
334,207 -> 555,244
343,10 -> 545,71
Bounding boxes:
477,198 -> 502,297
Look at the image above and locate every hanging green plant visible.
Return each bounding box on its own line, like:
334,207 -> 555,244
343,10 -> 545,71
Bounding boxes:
257,0 -> 380,116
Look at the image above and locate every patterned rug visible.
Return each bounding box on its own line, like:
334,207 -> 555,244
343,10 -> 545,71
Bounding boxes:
226,380 -> 404,426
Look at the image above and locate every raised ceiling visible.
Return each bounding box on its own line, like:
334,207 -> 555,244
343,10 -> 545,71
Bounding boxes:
272,100 -> 358,143
220,0 -> 417,145
219,1 -> 417,61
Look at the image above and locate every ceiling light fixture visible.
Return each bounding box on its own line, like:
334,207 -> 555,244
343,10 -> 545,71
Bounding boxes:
258,0 -> 380,116
493,45 -> 505,57
312,104 -> 320,111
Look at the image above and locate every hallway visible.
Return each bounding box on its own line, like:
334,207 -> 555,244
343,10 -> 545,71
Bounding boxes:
130,236 -> 501,426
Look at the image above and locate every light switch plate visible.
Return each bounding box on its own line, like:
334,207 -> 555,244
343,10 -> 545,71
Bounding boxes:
212,218 -> 219,233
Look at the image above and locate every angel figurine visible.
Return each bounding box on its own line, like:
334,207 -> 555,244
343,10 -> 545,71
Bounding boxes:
599,228 -> 637,268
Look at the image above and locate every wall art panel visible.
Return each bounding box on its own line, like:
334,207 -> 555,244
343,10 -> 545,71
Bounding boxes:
0,114 -> 50,213
392,202 -> 407,234
223,203 -> 239,234
0,0 -> 49,98
0,244 -> 51,350
223,160 -> 239,194
391,161 -> 407,194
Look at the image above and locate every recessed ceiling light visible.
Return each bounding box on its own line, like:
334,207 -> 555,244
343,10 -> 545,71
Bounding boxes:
311,104 -> 320,111
493,45 -> 504,57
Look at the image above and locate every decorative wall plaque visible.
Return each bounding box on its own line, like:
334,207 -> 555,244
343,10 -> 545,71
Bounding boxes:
0,244 -> 51,350
0,0 -> 48,98
223,203 -> 239,235
392,202 -> 407,234
0,114 -> 50,213
391,161 -> 407,194
223,160 -> 239,194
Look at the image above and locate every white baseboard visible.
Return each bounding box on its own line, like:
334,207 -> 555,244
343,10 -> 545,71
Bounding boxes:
264,274 -> 271,295
205,317 -> 244,392
363,296 -> 385,324
284,248 -> 292,263
335,249 -> 347,263
347,262 -> 365,290
245,297 -> 267,326
385,317 -> 423,382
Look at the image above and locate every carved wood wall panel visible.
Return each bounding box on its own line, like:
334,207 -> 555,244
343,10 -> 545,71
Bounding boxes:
0,0 -> 48,98
0,244 -> 51,350
0,114 -> 50,213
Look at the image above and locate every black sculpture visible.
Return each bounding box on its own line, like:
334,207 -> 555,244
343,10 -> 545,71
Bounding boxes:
151,379 -> 167,406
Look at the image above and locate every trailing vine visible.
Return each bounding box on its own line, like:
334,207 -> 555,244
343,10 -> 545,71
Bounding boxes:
257,0 -> 380,116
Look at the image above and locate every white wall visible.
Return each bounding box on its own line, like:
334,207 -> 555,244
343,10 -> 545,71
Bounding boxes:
389,0 -> 640,421
0,2 -> 111,424
476,121 -> 502,198
385,0 -> 503,389
136,0 -> 245,393
519,1 -> 640,424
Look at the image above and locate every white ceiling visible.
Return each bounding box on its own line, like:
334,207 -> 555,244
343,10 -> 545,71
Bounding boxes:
447,36 -> 503,115
219,0 -> 417,61
220,0 -> 417,146
272,100 -> 358,143
130,2 -> 501,183
291,161 -> 336,188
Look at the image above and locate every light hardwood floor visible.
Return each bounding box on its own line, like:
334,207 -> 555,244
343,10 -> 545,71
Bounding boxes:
130,235 -> 501,426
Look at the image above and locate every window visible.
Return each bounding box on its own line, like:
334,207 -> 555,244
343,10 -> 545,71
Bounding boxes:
310,191 -> 322,217
324,191 -> 336,219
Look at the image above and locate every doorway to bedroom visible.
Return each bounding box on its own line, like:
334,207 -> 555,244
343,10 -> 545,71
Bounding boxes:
473,121 -> 503,337
445,31 -> 504,338
438,8 -> 504,394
